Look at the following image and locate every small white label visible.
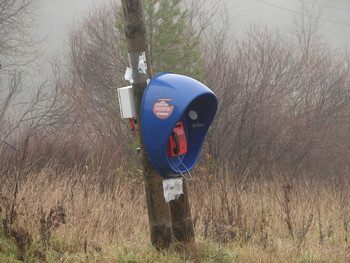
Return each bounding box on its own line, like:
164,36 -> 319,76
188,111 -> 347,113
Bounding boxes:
163,178 -> 183,203
138,52 -> 147,74
124,67 -> 133,84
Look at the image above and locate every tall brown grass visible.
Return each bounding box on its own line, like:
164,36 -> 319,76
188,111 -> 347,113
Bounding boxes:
1,161 -> 350,262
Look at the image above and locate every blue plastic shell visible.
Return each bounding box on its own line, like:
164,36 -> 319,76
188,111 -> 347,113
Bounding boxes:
141,72 -> 218,178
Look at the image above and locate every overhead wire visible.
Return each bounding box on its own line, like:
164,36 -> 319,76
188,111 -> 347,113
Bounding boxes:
277,0 -> 350,12
256,0 -> 350,27
316,3 -> 350,12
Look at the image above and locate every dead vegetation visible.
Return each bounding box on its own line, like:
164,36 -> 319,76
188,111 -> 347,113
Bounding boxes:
1,163 -> 350,262
1,0 -> 350,262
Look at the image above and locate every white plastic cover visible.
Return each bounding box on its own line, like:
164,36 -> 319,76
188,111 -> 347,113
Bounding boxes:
162,178 -> 183,203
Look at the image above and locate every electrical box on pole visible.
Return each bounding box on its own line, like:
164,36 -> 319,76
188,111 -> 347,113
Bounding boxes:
117,86 -> 137,119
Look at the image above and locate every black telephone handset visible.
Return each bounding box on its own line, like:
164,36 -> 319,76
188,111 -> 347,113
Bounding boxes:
171,132 -> 180,155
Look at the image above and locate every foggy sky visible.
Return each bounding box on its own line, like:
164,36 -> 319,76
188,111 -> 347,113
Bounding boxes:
35,0 -> 350,63
227,0 -> 350,51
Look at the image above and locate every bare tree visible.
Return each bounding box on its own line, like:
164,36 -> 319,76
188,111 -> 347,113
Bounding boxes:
0,0 -> 36,151
0,0 -> 61,166
204,15 -> 350,177
61,2 -> 132,162
0,0 -> 38,72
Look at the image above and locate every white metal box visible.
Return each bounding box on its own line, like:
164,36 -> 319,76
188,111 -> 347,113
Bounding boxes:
117,86 -> 136,119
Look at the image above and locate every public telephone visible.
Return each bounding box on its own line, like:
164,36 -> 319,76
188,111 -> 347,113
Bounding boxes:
167,121 -> 187,156
141,72 -> 218,178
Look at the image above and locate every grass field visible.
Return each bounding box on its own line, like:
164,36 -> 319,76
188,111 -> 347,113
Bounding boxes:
1,165 -> 350,262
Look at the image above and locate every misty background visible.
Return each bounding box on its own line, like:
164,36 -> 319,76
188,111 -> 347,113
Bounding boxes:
35,0 -> 350,65
3,1 -> 350,259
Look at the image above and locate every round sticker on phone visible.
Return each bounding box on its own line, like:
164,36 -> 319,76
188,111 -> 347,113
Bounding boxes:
153,99 -> 174,119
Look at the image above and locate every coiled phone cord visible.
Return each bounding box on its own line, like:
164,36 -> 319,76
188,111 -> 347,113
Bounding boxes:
170,156 -> 192,181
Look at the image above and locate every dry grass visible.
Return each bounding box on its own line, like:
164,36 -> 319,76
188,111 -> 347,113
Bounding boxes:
1,168 -> 148,246
191,168 -> 350,262
1,164 -> 350,262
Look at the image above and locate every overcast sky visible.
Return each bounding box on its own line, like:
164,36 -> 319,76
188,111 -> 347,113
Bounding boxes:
34,0 -> 350,62
228,0 -> 350,51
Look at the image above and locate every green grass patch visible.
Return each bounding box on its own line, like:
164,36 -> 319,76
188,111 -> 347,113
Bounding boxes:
1,223 -> 236,263
0,218 -> 22,262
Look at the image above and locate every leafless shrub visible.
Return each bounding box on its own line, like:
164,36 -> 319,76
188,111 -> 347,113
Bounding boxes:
317,207 -> 324,244
296,213 -> 313,250
54,2 -> 137,172
258,208 -> 269,249
1,189 -> 32,261
39,205 -> 66,244
0,0 -> 38,71
283,184 -> 294,240
204,17 -> 350,177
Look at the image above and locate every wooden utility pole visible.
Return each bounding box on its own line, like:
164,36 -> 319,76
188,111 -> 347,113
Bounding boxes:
120,0 -> 194,249
170,181 -> 195,243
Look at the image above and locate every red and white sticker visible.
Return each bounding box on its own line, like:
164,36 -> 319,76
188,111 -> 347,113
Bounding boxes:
153,99 -> 174,119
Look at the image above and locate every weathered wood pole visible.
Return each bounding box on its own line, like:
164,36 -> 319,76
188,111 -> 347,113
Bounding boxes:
121,0 -> 173,250
170,181 -> 195,243
120,0 -> 194,249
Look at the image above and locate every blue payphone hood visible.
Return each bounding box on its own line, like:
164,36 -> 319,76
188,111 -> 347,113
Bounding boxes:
141,72 -> 218,178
